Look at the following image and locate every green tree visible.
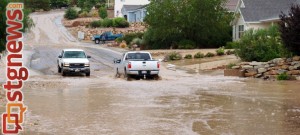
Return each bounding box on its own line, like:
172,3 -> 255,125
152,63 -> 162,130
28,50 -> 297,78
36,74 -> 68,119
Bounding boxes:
98,7 -> 107,19
279,5 -> 300,56
50,0 -> 70,8
0,0 -> 8,52
144,0 -> 232,49
27,0 -> 51,11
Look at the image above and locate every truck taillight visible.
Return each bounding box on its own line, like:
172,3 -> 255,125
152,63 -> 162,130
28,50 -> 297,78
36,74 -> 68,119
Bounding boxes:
128,62 -> 132,68
157,62 -> 160,68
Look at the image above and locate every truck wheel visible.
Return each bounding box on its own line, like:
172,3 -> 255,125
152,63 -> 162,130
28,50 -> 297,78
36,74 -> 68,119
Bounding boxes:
124,69 -> 131,81
115,69 -> 120,78
153,75 -> 162,80
86,72 -> 90,76
62,71 -> 66,76
95,39 -> 100,44
58,65 -> 61,73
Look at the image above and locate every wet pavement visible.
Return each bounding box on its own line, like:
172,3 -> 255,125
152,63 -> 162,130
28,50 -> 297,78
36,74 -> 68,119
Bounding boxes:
0,11 -> 300,135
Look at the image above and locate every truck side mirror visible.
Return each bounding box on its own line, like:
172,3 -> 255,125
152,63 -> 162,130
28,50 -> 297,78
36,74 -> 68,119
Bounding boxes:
58,55 -> 62,58
87,55 -> 91,58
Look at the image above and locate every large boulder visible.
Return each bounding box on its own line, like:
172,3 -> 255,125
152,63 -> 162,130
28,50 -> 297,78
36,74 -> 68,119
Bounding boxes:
258,68 -> 267,74
242,65 -> 253,70
292,56 -> 300,61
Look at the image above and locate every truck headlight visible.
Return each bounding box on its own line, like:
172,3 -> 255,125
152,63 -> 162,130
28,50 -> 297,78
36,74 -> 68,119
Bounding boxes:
85,63 -> 90,67
64,63 -> 69,67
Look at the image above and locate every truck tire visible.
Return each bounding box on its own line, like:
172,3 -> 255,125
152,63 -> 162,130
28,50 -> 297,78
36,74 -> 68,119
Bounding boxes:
86,72 -> 90,76
124,69 -> 131,81
95,39 -> 100,44
58,65 -> 61,73
115,69 -> 120,78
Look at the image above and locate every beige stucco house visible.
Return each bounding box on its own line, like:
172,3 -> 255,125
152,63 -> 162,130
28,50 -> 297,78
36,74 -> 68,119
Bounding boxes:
232,0 -> 300,41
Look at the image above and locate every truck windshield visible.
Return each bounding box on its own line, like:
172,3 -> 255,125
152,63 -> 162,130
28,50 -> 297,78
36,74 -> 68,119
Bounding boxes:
63,51 -> 86,58
126,53 -> 151,60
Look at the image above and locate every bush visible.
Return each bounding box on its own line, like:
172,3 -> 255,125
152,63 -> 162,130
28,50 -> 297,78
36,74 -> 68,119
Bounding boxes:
194,52 -> 204,59
205,52 -> 215,57
119,41 -> 127,48
115,37 -> 122,43
131,38 -> 143,46
165,52 -> 182,61
235,25 -> 288,62
277,73 -> 289,80
184,54 -> 193,59
99,7 -> 108,19
102,18 -> 113,27
227,63 -> 237,69
226,50 -> 235,55
90,20 -> 102,28
216,46 -> 225,56
79,11 -> 89,18
119,32 -> 144,44
113,17 -> 129,28
64,8 -> 78,20
225,42 -> 238,49
279,5 -> 300,56
178,40 -> 196,49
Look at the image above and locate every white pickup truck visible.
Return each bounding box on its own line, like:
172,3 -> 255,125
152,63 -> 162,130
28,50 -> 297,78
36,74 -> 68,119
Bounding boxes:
57,49 -> 91,76
114,51 -> 160,80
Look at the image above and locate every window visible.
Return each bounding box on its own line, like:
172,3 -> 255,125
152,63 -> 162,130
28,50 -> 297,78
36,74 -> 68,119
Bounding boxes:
238,25 -> 244,38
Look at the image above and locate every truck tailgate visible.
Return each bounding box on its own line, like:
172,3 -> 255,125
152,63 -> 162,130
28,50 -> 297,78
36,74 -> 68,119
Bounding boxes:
129,61 -> 159,71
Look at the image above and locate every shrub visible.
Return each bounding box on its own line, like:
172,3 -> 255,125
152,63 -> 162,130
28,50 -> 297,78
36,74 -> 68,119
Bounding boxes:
225,42 -> 238,49
113,17 -> 129,28
131,38 -> 143,46
216,46 -> 225,56
64,8 -> 78,20
79,11 -> 89,18
119,32 -> 144,44
119,41 -> 127,48
279,5 -> 300,56
205,52 -> 215,57
115,37 -> 122,43
235,25 -> 288,62
102,18 -> 113,27
184,54 -> 193,59
178,40 -> 196,49
227,63 -> 237,69
165,52 -> 182,61
194,52 -> 204,59
98,7 -> 108,19
90,20 -> 102,28
277,73 -> 289,80
226,50 -> 235,55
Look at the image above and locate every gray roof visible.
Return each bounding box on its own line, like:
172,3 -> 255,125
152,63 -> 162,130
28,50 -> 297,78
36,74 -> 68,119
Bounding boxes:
226,0 -> 239,12
122,5 -> 145,12
240,0 -> 300,22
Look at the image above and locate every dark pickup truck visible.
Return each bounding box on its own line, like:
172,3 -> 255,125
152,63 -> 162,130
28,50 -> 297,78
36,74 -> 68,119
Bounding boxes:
92,31 -> 123,44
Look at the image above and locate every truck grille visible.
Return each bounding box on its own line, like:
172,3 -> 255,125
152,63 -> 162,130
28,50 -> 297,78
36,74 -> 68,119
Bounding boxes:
69,63 -> 84,68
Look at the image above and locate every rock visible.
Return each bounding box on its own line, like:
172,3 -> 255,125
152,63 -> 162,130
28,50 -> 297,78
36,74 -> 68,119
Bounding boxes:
255,74 -> 263,78
287,70 -> 300,75
239,62 -> 250,65
232,66 -> 240,69
281,65 -> 289,70
277,69 -> 288,74
296,76 -> 300,81
245,72 -> 256,77
258,68 -> 267,74
286,58 -> 293,62
249,61 -> 263,66
242,65 -> 253,70
294,64 -> 300,70
291,61 -> 300,66
245,69 -> 257,77
265,64 -> 270,68
289,66 -> 295,71
268,70 -> 278,75
292,56 -> 300,61
270,64 -> 276,67
272,58 -> 284,64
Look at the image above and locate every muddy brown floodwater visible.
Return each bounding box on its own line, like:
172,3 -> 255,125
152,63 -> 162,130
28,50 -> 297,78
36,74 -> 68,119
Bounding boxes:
0,10 -> 300,135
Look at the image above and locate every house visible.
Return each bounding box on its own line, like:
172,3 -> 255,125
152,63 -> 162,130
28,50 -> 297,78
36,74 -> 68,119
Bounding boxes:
232,0 -> 300,41
225,0 -> 239,12
114,0 -> 150,17
121,5 -> 147,23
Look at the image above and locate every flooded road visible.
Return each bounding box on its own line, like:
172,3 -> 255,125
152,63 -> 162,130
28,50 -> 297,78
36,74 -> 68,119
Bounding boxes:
1,11 -> 300,135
